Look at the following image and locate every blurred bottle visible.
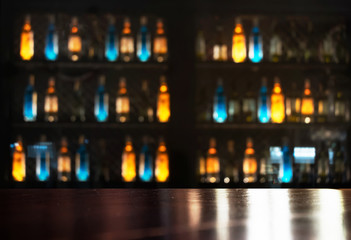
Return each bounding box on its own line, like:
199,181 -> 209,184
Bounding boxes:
116,77 -> 130,123
213,25 -> 228,61
57,137 -> 71,182
285,82 -> 301,123
137,16 -> 151,62
153,18 -> 168,62
138,80 -> 154,123
213,78 -> 227,123
249,18 -> 263,63
299,163 -> 312,184
280,137 -> 293,183
206,138 -> 220,183
105,16 -> 118,61
68,17 -> 82,61
302,21 -> 317,63
223,140 -> 239,184
196,30 -> 206,61
271,77 -> 285,123
301,79 -> 314,124
269,21 -> 283,62
12,136 -> 26,182
320,33 -> 335,63
45,15 -> 58,61
71,80 -> 85,122
75,135 -> 89,182
197,86 -> 212,122
20,15 -> 34,61
122,136 -> 136,182
335,24 -> 350,64
197,151 -> 206,183
23,74 -> 37,122
36,135 -> 50,181
120,18 -> 134,62
242,83 -> 256,123
155,137 -> 169,182
243,137 -> 257,183
316,141 -> 330,184
286,21 -> 298,62
139,136 -> 153,182
44,77 -> 58,122
316,83 -> 328,123
228,83 -> 241,122
258,77 -> 270,123
95,75 -> 109,122
232,18 -> 246,63
157,76 -> 170,122
259,143 -> 272,183
334,91 -> 346,122
333,141 -> 344,183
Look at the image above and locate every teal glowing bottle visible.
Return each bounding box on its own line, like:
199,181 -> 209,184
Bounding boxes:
94,75 -> 109,122
249,18 -> 263,63
258,77 -> 270,123
105,16 -> 118,61
139,136 -> 153,182
75,135 -> 89,181
45,15 -> 58,61
280,137 -> 293,183
36,135 -> 50,181
137,16 -> 151,62
23,74 -> 37,122
213,78 -> 227,123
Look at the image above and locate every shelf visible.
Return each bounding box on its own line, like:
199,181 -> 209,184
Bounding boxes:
13,61 -> 169,71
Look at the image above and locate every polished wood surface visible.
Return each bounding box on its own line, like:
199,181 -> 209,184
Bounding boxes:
1,189 -> 351,239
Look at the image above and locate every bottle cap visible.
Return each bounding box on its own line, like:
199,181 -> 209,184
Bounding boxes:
209,138 -> 216,148
261,77 -> 267,86
29,74 -> 35,85
140,16 -> 148,25
246,137 -> 253,148
78,135 -> 85,144
119,77 -> 127,87
48,14 -> 55,24
141,79 -> 148,91
74,80 -> 80,91
72,17 -> 78,26
40,135 -> 47,142
217,78 -> 223,85
156,18 -> 164,27
24,14 -> 31,24
48,77 -> 55,86
253,17 -> 259,27
61,137 -> 68,147
160,75 -> 167,83
99,75 -> 106,85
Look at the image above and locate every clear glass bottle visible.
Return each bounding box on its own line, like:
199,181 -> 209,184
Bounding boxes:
334,91 -> 346,122
228,84 -> 241,123
286,82 -> 301,123
44,77 -> 58,122
116,77 -> 130,123
12,136 -> 26,182
320,33 -> 335,63
213,25 -> 228,61
138,80 -> 154,123
137,16 -> 151,62
213,78 -> 227,123
301,79 -> 314,124
316,141 -> 330,184
36,135 -> 50,181
153,18 -> 168,62
20,15 -> 34,61
120,17 -> 134,62
206,138 -> 220,183
269,21 -> 283,63
258,77 -> 270,123
155,137 -> 169,182
95,75 -> 109,122
271,77 -> 285,123
242,84 -> 256,123
196,30 -> 206,61
157,75 -> 170,122
139,136 -> 153,182
57,137 -> 71,182
232,18 -> 246,63
75,135 -> 89,182
122,136 -> 136,182
259,144 -> 272,183
23,74 -> 37,122
68,17 -> 82,61
45,15 -> 58,61
223,140 -> 238,184
249,18 -> 263,63
105,16 -> 118,61
71,80 -> 85,122
243,137 -> 257,183
316,83 -> 328,123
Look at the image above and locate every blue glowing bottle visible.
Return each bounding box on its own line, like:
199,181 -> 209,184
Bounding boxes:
94,75 -> 109,122
139,136 -> 153,182
45,15 -> 58,61
137,16 -> 151,62
23,74 -> 37,122
258,77 -> 270,123
281,137 -> 293,183
36,135 -> 50,181
75,135 -> 89,181
213,78 -> 227,123
105,17 -> 118,61
249,18 -> 263,63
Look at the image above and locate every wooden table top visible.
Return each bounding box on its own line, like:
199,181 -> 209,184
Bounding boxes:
1,189 -> 351,240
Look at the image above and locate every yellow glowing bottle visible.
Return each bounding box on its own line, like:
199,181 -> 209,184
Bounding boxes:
206,138 -> 220,183
121,136 -> 136,182
157,75 -> 170,122
243,137 -> 257,183
213,25 -> 228,61
155,137 -> 169,182
301,79 -> 314,124
116,77 -> 130,123
57,137 -> 71,182
232,18 -> 247,63
44,77 -> 58,122
20,15 -> 34,61
68,17 -> 82,61
120,17 -> 134,62
153,18 -> 168,62
12,136 -> 26,182
271,77 -> 285,123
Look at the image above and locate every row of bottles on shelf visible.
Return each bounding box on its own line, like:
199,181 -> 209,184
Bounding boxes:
205,77 -> 349,124
196,17 -> 349,63
23,75 -> 170,123
199,137 -> 348,185
20,15 -> 168,62
11,135 -> 169,183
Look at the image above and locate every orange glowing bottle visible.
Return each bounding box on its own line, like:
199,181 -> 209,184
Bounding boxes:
206,138 -> 220,183
271,77 -> 285,123
120,18 -> 134,62
301,79 -> 314,124
232,18 -> 247,63
155,137 -> 169,182
68,17 -> 82,61
157,76 -> 170,122
116,77 -> 130,123
243,137 -> 257,183
12,136 -> 26,182
20,15 -> 34,61
121,136 -> 136,182
57,137 -> 71,182
153,18 -> 168,62
44,77 -> 58,122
